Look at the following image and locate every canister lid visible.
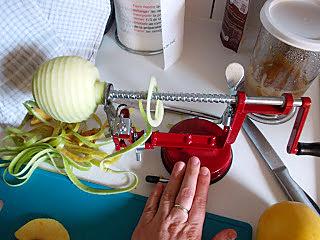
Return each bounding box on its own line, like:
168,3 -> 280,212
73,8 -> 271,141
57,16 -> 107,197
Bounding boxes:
260,0 -> 320,51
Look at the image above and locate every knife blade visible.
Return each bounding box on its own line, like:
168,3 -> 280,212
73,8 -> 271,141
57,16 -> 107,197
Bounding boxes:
242,117 -> 318,213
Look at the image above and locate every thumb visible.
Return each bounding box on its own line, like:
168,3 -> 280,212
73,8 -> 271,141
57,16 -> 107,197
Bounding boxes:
211,229 -> 237,240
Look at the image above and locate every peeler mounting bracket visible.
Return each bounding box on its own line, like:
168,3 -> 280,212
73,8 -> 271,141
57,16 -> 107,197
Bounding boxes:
104,83 -> 132,136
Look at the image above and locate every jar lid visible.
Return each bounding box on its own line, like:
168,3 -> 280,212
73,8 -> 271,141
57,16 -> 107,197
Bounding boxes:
260,0 -> 320,51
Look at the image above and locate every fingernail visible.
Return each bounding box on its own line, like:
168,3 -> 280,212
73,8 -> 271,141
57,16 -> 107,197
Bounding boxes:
175,161 -> 185,171
191,157 -> 200,166
200,167 -> 209,175
227,229 -> 237,240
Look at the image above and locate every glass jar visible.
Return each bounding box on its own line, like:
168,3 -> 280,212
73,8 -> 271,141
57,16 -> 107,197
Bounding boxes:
246,26 -> 320,98
245,0 -> 320,98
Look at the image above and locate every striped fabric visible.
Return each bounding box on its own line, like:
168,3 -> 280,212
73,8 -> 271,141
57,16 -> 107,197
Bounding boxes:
0,0 -> 111,127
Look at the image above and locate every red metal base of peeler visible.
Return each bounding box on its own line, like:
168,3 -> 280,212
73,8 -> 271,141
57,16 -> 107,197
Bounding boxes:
161,118 -> 232,183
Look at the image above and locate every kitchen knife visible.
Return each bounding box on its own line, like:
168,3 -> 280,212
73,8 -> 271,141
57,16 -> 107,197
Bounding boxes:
242,117 -> 319,214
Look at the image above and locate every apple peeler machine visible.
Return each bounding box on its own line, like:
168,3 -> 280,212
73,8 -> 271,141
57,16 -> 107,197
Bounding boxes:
103,69 -> 311,183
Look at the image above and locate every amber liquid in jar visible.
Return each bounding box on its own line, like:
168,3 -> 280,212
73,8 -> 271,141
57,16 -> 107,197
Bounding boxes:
246,54 -> 312,98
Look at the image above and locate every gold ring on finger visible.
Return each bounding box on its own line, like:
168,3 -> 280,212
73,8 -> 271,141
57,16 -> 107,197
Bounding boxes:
173,204 -> 189,215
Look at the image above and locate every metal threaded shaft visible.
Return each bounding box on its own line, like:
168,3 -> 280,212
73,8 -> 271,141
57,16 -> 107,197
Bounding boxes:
109,90 -> 236,104
108,89 -> 303,107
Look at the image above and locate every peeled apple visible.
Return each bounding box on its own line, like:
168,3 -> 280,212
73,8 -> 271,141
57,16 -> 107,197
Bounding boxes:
32,56 -> 106,123
257,201 -> 320,240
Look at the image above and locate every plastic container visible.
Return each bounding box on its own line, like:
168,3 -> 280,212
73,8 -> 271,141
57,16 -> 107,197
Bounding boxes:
114,0 -> 163,55
245,0 -> 320,98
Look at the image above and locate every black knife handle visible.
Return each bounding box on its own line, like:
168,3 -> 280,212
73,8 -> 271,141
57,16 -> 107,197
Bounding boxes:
297,142 -> 320,157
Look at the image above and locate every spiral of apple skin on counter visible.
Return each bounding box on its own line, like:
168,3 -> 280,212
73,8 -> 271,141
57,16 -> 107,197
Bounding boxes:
32,56 -> 106,123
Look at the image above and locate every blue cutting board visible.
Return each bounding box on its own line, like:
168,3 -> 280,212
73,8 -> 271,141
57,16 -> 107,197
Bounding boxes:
0,169 -> 252,239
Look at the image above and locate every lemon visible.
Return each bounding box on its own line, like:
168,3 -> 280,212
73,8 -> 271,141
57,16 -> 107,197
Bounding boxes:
257,201 -> 320,240
15,218 -> 70,240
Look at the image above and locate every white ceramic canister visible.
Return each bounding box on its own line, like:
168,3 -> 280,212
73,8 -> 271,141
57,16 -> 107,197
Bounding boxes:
114,0 -> 163,54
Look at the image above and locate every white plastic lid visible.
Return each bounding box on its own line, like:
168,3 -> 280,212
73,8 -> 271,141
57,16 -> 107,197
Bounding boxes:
260,0 -> 320,51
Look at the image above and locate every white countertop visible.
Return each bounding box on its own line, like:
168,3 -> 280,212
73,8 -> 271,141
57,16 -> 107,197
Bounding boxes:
94,19 -> 320,234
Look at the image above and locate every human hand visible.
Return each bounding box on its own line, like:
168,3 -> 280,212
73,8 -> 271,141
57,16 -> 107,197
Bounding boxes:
132,157 -> 237,240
